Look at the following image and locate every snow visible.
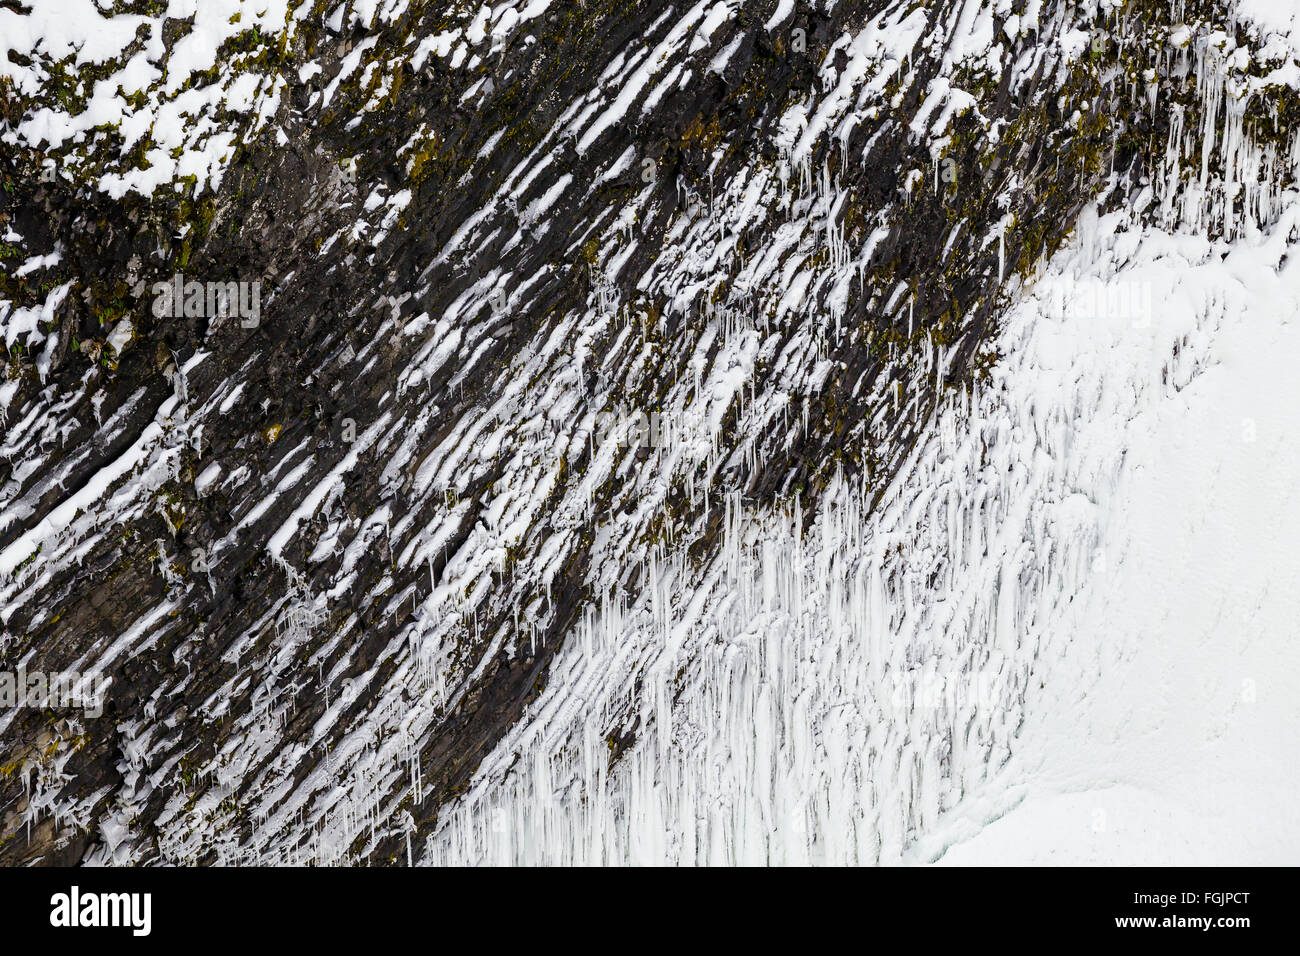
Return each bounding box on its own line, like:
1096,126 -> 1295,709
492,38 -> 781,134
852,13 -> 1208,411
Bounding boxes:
416,17 -> 1300,860
5,0 -> 1299,866
921,220 -> 1300,865
418,193 -> 1300,864
0,415 -> 168,583
1,0 -> 300,200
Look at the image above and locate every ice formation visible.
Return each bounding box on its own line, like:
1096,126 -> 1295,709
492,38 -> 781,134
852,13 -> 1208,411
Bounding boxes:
1,0 -> 1298,865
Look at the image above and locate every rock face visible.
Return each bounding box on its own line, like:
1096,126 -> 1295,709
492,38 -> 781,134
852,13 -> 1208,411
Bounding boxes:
1,1 -> 1298,864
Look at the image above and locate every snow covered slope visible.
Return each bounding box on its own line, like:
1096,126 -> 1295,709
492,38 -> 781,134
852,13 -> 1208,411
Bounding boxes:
421,194 -> 1300,866
2,1 -> 1298,865
423,17 -> 1300,864
926,208 -> 1300,866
